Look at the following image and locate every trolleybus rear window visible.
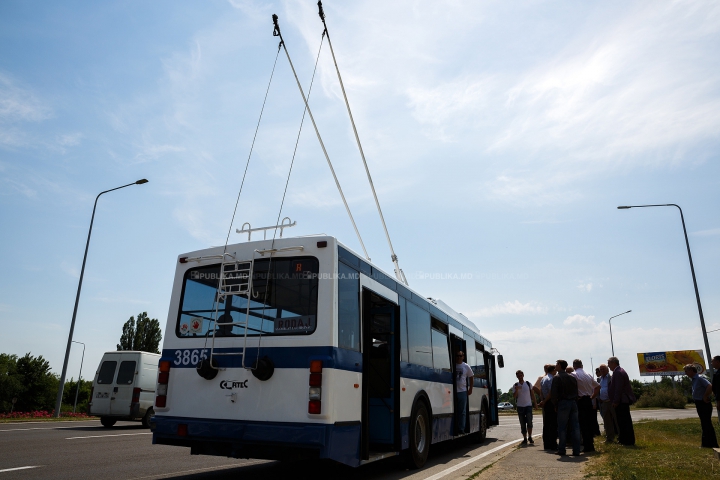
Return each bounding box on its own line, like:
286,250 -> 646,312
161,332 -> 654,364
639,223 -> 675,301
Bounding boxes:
176,256 -> 319,338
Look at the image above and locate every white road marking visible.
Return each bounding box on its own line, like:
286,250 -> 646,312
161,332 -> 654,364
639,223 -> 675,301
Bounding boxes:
0,420 -> 99,426
423,434 -> 541,480
66,432 -> 153,440
0,426 -> 97,432
0,466 -> 40,473
127,460 -> 269,480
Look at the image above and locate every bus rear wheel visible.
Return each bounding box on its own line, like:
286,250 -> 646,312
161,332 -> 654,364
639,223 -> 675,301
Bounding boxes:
407,401 -> 431,469
475,404 -> 488,443
100,417 -> 117,428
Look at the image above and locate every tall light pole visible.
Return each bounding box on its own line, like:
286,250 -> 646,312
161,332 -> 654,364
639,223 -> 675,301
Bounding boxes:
608,310 -> 632,356
618,204 -> 713,377
53,179 -> 148,417
71,341 -> 85,414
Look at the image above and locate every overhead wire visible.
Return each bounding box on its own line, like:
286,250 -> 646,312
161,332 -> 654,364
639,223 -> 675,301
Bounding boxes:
317,1 -> 407,284
254,30 -> 327,367
272,14 -> 371,261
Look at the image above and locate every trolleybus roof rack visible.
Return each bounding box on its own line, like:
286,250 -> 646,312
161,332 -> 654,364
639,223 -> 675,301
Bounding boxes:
236,217 -> 296,241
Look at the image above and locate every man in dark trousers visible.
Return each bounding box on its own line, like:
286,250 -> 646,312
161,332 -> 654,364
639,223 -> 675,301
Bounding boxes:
538,364 -> 557,450
572,359 -> 600,452
607,356 -> 635,446
551,359 -> 581,456
685,364 -> 719,448
712,356 -> 720,424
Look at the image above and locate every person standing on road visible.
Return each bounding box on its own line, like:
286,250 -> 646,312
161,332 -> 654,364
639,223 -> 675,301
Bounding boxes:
572,359 -> 600,453
455,351 -> 473,434
712,356 -> 720,424
607,356 -> 635,446
539,364 -> 558,451
598,364 -> 618,443
513,370 -> 538,444
685,364 -> 719,448
551,359 -> 581,456
592,368 -> 602,437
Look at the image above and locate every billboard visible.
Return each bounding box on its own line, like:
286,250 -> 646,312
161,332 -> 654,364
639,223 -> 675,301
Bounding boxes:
636,350 -> 706,376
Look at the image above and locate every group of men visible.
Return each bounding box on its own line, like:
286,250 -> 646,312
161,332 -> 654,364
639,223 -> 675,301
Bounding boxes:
514,355 -> 720,454
513,356 -> 636,456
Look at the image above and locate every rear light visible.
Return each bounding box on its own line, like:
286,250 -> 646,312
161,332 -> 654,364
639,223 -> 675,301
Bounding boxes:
156,360 -> 171,408
177,424 -> 188,436
179,257 -> 188,263
131,387 -> 141,404
309,373 -> 322,387
308,360 -> 322,414
308,400 -> 321,414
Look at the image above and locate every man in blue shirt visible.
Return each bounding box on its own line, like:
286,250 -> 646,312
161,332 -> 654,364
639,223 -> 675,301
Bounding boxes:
538,364 -> 557,450
684,364 -> 718,448
598,364 -> 618,443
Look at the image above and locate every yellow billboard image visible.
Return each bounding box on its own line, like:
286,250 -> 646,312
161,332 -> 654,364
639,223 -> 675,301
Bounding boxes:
636,350 -> 706,376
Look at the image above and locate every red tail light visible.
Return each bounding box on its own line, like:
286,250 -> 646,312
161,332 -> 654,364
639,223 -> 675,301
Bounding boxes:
156,360 -> 171,408
177,424 -> 188,436
308,400 -> 321,414
308,360 -> 322,414
131,387 -> 141,404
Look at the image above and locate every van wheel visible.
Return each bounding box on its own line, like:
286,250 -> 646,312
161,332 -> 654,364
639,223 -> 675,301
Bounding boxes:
406,401 -> 431,469
100,417 -> 117,428
475,404 -> 488,443
142,408 -> 154,428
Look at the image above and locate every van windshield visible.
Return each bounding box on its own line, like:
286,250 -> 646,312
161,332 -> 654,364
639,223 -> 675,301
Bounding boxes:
177,256 -> 319,338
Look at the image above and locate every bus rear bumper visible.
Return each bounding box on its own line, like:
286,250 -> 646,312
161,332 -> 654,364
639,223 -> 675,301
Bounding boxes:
152,416 -> 361,467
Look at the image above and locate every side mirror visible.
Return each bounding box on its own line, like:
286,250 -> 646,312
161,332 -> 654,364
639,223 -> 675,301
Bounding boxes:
497,355 -> 504,368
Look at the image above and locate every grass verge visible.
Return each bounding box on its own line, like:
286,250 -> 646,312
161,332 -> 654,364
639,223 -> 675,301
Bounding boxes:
585,418 -> 720,479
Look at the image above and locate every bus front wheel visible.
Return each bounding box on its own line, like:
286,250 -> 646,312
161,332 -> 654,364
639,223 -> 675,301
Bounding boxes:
407,401 -> 431,469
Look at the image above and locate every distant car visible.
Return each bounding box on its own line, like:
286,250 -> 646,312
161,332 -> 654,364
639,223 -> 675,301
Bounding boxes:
498,402 -> 515,411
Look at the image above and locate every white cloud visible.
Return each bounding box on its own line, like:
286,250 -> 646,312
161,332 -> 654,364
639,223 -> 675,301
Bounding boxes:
468,301 -> 548,318
577,282 -> 593,292
691,228 -> 720,237
0,73 -> 52,124
563,314 -> 596,330
60,261 -> 80,279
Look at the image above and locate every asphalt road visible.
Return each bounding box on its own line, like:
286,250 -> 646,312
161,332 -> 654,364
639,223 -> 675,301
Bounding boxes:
0,409 -> 700,480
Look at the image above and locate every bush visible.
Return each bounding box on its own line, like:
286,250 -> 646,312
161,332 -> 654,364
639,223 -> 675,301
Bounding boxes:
635,387 -> 687,409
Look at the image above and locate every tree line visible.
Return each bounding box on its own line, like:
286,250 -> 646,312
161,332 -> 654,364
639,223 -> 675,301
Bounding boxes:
1,312 -> 162,413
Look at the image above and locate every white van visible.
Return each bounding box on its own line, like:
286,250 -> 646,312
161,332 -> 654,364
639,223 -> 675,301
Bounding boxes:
89,351 -> 160,428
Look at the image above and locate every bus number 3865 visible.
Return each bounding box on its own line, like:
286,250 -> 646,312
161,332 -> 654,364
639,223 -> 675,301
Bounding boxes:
173,349 -> 208,366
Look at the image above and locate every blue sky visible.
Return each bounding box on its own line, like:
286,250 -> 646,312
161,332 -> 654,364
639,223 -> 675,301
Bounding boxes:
1,1 -> 719,391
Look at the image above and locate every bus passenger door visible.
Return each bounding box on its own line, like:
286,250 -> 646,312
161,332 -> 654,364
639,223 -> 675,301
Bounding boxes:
361,290 -> 398,456
449,335 -> 467,435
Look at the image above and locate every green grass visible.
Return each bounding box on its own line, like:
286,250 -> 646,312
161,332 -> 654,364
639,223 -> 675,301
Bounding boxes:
585,418 -> 720,479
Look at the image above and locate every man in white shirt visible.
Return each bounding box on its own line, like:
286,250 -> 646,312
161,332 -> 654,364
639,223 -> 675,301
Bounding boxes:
572,359 -> 600,452
455,351 -> 473,434
513,370 -> 538,444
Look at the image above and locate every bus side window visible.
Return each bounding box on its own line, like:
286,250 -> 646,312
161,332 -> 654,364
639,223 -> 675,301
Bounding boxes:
464,334 -> 476,374
431,329 -> 450,371
406,301 -> 432,368
338,263 -> 360,351
399,298 -> 409,363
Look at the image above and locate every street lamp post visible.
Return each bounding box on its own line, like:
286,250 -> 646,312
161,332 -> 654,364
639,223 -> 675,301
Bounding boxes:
71,341 -> 85,414
53,179 -> 148,418
618,204 -> 713,377
608,310 -> 632,357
